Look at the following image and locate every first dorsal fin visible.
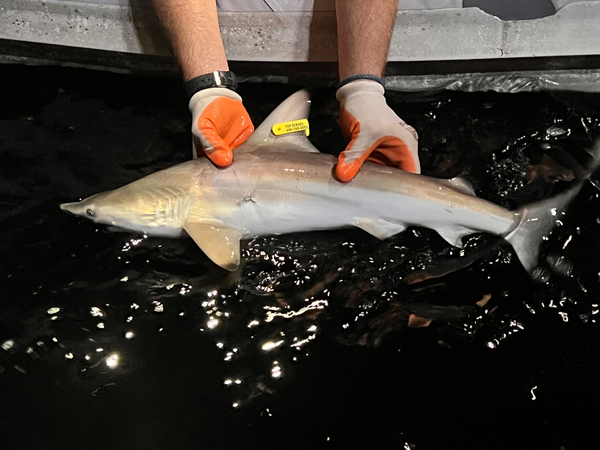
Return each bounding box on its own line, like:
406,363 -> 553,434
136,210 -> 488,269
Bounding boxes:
243,89 -> 319,153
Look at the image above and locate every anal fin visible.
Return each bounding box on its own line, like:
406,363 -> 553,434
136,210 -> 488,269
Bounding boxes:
184,221 -> 243,271
436,226 -> 472,248
353,218 -> 406,240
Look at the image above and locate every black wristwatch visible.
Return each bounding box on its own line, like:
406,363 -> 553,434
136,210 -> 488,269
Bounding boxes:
185,71 -> 238,99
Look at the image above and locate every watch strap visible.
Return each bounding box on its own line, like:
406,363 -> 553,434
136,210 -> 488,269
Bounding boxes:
185,71 -> 238,99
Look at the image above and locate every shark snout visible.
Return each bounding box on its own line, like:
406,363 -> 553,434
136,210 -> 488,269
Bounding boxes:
60,202 -> 81,215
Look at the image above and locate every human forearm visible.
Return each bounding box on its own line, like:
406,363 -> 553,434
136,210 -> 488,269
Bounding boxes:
152,0 -> 228,81
335,0 -> 398,80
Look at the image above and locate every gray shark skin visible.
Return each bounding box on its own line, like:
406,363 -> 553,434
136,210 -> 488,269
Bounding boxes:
60,90 -> 592,272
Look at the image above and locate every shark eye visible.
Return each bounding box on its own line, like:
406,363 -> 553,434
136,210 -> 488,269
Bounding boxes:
86,208 -> 95,217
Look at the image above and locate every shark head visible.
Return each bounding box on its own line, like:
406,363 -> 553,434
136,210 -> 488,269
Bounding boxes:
60,186 -> 186,237
60,189 -> 140,229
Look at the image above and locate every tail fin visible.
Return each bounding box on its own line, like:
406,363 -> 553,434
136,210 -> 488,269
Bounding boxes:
506,137 -> 600,273
505,184 -> 583,273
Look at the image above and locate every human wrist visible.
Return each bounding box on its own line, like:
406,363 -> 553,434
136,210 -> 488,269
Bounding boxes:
337,74 -> 385,90
181,55 -> 229,82
185,71 -> 238,100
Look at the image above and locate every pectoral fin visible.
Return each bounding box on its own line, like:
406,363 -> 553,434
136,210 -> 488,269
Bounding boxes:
353,218 -> 406,240
184,221 -> 243,271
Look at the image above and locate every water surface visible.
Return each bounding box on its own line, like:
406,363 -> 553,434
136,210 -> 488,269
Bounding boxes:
1,65 -> 600,450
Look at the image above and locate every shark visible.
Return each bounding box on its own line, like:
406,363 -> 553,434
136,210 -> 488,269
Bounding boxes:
60,90 -> 594,272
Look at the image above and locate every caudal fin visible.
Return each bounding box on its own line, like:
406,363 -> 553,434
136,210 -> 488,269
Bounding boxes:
505,183 -> 583,273
505,138 -> 600,273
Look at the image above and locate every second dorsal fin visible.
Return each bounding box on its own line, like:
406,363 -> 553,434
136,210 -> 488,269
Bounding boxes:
441,177 -> 476,196
243,89 -> 319,153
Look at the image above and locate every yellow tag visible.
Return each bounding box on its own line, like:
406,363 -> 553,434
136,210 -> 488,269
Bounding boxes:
271,119 -> 310,137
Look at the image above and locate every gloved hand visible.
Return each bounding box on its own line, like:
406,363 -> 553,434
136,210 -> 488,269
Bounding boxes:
189,88 -> 254,166
336,80 -> 420,182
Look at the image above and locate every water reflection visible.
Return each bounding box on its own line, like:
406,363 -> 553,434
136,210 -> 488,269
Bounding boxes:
105,353 -> 119,368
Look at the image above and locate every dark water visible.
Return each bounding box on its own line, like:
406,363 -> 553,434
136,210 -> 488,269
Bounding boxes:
1,65 -> 600,450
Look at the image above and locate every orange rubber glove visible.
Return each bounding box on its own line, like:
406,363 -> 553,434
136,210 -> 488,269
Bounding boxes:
189,88 -> 254,166
336,80 -> 420,182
